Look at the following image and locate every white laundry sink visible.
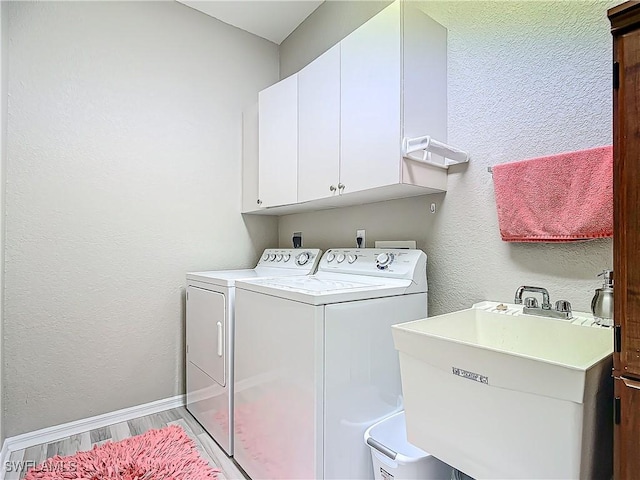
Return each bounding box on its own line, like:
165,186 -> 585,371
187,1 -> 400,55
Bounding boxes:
392,303 -> 613,480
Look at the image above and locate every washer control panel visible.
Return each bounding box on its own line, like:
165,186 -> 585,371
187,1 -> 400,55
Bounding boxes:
319,248 -> 426,280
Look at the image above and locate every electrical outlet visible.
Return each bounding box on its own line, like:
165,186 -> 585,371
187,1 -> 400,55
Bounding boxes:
292,231 -> 303,248
356,229 -> 366,248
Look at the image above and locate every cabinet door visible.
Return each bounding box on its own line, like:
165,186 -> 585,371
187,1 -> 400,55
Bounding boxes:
614,25 -> 640,376
615,377 -> 640,480
340,1 -> 401,194
258,75 -> 298,207
610,7 -> 640,480
298,44 -> 341,203
186,286 -> 225,387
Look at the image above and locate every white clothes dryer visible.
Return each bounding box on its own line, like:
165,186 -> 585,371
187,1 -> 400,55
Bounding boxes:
233,248 -> 428,479
185,248 -> 321,456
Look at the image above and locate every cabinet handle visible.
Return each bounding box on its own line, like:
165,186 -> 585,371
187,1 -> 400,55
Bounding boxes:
257,199 -> 262,205
338,183 -> 345,190
217,322 -> 223,357
329,185 -> 337,192
622,376 -> 640,390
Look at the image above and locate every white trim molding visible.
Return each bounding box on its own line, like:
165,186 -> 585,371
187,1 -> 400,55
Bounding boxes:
0,394 -> 185,479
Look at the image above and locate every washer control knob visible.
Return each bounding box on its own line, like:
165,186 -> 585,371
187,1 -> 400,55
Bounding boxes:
326,252 -> 336,263
275,254 -> 283,262
337,253 -> 346,263
283,254 -> 291,262
262,254 -> 269,261
376,252 -> 394,269
268,254 -> 276,261
347,254 -> 357,264
296,252 -> 310,266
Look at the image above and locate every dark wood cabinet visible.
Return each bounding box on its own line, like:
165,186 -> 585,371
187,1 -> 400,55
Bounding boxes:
614,377 -> 640,479
610,2 -> 640,478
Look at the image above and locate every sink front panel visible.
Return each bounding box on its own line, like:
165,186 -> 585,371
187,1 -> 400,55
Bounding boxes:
393,309 -> 613,479
397,350 -> 612,479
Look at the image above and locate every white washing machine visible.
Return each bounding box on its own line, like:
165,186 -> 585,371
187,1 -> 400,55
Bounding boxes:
185,248 -> 322,457
233,248 -> 428,480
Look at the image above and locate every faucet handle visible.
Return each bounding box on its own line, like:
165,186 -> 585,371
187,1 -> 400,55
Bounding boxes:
524,297 -> 539,309
555,300 -> 572,314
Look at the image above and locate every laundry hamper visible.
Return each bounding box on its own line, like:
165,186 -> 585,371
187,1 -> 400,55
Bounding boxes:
364,411 -> 451,480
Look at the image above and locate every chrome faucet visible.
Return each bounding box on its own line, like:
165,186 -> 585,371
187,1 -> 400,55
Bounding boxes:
514,286 -> 573,320
514,286 -> 552,309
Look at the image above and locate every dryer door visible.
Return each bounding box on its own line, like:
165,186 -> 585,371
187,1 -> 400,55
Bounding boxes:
186,286 -> 226,387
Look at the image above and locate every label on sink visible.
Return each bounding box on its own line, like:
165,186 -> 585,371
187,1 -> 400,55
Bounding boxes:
380,467 -> 394,480
452,367 -> 489,385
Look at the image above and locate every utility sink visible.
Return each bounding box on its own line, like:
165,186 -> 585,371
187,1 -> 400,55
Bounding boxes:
392,302 -> 613,480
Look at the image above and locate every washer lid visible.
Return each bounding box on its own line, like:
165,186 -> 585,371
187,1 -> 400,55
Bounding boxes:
236,272 -> 415,305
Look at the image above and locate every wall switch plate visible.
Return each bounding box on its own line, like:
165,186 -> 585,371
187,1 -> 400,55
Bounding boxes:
356,229 -> 365,248
292,231 -> 303,248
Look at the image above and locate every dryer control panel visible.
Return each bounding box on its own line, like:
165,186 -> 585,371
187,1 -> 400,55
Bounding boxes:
256,248 -> 322,272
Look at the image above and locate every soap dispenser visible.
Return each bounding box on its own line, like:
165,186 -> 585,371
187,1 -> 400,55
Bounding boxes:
591,270 -> 614,327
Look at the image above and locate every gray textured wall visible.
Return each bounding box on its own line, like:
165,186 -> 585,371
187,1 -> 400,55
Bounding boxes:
279,0 -> 392,77
278,0 -> 615,316
4,1 -> 279,437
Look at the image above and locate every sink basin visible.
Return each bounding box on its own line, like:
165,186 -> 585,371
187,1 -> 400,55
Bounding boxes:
392,304 -> 613,480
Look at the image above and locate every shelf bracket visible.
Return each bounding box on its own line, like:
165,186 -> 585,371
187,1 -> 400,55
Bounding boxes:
402,135 -> 470,170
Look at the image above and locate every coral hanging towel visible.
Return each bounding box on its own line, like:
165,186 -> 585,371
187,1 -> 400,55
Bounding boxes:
492,145 -> 612,242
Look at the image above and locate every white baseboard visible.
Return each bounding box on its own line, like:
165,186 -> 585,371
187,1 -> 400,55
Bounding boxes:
0,394 -> 185,479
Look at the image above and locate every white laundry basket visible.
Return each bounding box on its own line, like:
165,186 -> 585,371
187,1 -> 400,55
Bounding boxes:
364,411 -> 452,480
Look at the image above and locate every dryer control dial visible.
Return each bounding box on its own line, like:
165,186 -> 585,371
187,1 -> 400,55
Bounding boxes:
283,254 -> 291,262
336,253 -> 346,263
262,254 -> 269,261
276,254 -> 283,262
268,254 -> 276,261
347,254 -> 357,264
296,252 -> 310,266
326,252 -> 335,263
376,252 -> 394,269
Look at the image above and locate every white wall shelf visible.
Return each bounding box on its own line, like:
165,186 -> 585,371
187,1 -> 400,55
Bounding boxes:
402,135 -> 470,170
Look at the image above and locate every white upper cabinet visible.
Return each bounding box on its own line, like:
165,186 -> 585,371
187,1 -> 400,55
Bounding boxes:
298,44 -> 341,203
258,74 -> 298,208
248,1 -> 457,215
340,1 -> 402,195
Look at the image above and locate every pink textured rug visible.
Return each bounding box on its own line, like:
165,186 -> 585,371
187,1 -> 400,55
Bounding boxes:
25,425 -> 219,480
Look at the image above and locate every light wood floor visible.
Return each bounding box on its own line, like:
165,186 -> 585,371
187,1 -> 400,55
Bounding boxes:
4,407 -> 248,480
